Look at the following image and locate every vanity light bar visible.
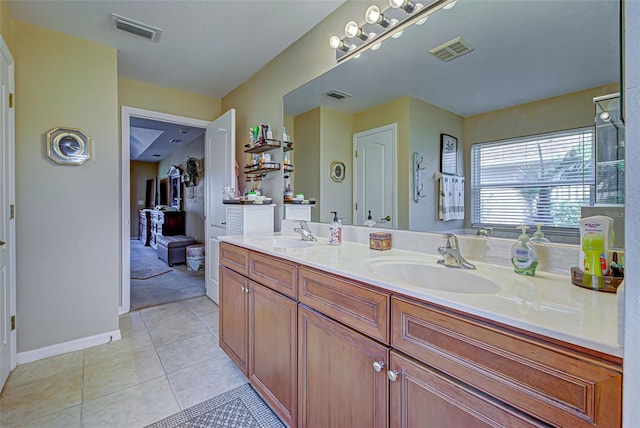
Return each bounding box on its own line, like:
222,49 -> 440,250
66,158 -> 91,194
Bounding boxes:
332,0 -> 455,64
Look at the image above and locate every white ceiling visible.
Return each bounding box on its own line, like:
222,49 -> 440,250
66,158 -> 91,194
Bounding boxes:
7,0 -> 345,98
284,0 -> 621,118
7,0 -> 345,160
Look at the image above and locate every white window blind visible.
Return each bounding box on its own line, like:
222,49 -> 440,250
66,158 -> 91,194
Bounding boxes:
471,128 -> 594,229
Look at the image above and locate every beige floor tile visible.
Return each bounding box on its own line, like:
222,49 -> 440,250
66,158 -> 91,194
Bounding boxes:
0,368 -> 82,427
156,332 -> 220,374
83,348 -> 165,401
168,355 -> 248,409
140,301 -> 198,327
4,350 -> 84,389
196,310 -> 219,333
147,315 -> 209,347
84,330 -> 154,368
183,296 -> 219,316
81,376 -> 180,428
118,311 -> 146,338
15,405 -> 81,428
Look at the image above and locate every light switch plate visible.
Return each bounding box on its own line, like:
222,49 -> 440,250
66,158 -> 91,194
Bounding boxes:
138,200 -> 144,206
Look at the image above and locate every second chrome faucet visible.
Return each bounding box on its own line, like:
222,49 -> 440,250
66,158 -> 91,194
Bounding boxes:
437,233 -> 476,269
294,220 -> 317,242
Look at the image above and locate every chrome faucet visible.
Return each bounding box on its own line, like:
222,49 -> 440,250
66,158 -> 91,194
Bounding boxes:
293,220 -> 317,242
437,233 -> 476,269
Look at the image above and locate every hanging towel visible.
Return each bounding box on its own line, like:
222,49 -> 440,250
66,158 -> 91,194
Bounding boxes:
438,174 -> 465,221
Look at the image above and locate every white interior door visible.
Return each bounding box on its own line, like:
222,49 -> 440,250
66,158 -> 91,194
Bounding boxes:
0,36 -> 15,390
353,124 -> 397,229
205,109 -> 235,304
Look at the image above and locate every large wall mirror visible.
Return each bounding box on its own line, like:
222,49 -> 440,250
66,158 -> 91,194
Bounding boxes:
283,0 -> 621,241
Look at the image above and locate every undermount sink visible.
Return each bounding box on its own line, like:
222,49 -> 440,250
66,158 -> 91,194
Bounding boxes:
364,257 -> 501,294
248,236 -> 314,249
272,238 -> 314,249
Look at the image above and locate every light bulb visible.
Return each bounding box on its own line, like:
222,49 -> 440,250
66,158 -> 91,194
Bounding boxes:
329,36 -> 341,49
344,21 -> 360,38
443,0 -> 457,10
365,5 -> 381,24
389,0 -> 406,8
389,0 -> 417,13
415,3 -> 427,25
600,111 -> 611,122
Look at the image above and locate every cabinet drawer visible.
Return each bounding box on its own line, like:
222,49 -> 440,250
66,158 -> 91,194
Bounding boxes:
298,267 -> 389,344
391,297 -> 622,427
249,252 -> 297,299
219,242 -> 249,276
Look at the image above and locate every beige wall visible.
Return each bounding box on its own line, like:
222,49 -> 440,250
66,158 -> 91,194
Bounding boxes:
222,1 -> 377,228
0,0 -> 12,50
118,77 -> 221,121
320,107 -> 352,224
14,21 -> 120,352
293,108 -> 321,221
353,97 -> 410,229
130,161 -> 157,236
409,97 -> 465,232
158,137 -> 205,242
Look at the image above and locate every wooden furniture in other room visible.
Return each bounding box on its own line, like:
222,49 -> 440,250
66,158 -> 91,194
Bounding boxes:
150,210 -> 185,249
138,209 -> 151,246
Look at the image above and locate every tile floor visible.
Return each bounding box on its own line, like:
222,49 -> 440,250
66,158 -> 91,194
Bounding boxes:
0,297 -> 248,428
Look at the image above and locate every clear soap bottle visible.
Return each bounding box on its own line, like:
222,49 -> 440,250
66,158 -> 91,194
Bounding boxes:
511,226 -> 538,276
329,211 -> 342,245
530,223 -> 550,243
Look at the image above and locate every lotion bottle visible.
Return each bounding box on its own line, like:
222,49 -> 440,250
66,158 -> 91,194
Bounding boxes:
530,223 -> 550,243
329,211 -> 342,245
511,226 -> 538,276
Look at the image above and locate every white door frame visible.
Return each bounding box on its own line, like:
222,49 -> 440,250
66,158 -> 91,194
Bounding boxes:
121,106 -> 210,314
0,34 -> 16,384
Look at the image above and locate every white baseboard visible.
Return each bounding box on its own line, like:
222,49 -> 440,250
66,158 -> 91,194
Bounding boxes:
16,329 -> 122,365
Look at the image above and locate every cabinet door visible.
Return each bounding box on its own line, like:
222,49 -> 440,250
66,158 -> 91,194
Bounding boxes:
249,281 -> 297,427
219,266 -> 249,376
298,305 -> 388,428
389,351 -> 545,428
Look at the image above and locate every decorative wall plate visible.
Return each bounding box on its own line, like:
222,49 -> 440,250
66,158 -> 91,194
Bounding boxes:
46,127 -> 91,165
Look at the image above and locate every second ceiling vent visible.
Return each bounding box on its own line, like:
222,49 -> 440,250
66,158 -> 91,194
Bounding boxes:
429,36 -> 474,62
111,13 -> 162,42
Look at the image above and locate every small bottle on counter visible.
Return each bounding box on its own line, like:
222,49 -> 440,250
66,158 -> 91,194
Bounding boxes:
329,211 -> 342,245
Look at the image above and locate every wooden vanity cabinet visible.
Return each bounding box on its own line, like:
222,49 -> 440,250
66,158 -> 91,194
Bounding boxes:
298,305 -> 389,428
219,243 -> 298,427
219,266 -> 249,375
389,351 -> 545,428
391,296 -> 622,427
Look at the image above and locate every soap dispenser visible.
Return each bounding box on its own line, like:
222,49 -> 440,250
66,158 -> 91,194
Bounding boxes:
511,226 -> 538,276
329,211 -> 342,245
530,223 -> 550,243
364,211 -> 377,227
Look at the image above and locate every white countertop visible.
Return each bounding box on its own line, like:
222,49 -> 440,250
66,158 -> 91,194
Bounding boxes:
220,233 -> 622,358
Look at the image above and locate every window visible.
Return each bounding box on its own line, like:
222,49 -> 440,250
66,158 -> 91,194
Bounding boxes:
471,128 -> 594,231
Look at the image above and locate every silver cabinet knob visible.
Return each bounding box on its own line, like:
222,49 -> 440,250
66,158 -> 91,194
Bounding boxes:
387,370 -> 399,382
372,361 -> 385,372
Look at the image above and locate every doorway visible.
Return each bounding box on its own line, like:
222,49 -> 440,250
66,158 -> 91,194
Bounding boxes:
353,124 -> 397,229
121,107 -> 210,313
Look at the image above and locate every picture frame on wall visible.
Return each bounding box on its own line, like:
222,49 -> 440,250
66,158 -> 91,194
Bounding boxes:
440,134 -> 458,175
330,161 -> 346,182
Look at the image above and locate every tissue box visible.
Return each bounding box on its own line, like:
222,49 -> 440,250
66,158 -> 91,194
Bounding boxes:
370,232 -> 392,251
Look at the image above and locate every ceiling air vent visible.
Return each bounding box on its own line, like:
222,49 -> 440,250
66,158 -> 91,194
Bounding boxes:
323,89 -> 352,100
429,36 -> 474,62
111,13 -> 162,42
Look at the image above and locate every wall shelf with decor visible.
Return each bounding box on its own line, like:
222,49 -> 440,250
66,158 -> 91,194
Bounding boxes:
244,163 -> 281,176
283,141 -> 294,152
244,139 -> 282,154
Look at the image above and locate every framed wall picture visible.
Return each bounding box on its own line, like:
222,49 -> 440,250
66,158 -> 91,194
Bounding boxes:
440,134 -> 458,175
330,161 -> 346,182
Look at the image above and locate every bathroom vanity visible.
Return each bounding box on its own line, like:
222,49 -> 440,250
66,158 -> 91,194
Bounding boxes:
218,236 -> 622,427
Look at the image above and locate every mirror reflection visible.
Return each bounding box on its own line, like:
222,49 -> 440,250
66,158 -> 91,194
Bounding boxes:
283,0 -> 621,241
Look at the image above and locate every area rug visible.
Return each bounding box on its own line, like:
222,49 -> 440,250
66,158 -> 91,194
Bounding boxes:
146,383 -> 284,428
131,267 -> 172,280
